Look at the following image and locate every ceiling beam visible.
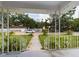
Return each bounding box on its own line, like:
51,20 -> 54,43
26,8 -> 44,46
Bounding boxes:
60,1 -> 79,14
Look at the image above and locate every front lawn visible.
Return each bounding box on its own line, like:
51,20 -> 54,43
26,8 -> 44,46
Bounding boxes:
0,32 -> 32,52
39,33 -> 79,49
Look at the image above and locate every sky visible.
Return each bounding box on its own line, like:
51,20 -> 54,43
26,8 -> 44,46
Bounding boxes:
73,6 -> 79,19
25,13 -> 50,22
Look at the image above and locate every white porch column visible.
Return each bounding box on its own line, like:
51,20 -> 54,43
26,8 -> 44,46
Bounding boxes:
56,10 -> 62,49
1,8 -> 4,53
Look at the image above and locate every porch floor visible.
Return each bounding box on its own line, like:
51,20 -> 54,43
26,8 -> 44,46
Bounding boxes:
0,48 -> 79,57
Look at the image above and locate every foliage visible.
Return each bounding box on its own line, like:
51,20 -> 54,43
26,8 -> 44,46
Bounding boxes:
39,34 -> 79,50
66,30 -> 73,35
49,8 -> 76,32
9,32 -> 15,35
42,29 -> 48,36
72,18 -> 79,31
0,33 -> 32,52
9,14 -> 44,28
39,34 -> 47,49
28,33 -> 33,36
42,19 -> 49,35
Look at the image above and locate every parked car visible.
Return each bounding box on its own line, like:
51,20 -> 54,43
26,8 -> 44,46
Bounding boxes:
26,30 -> 35,33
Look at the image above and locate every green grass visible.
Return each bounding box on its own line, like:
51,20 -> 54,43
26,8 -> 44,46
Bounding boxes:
0,33 -> 32,52
39,35 -> 47,49
39,34 -> 79,49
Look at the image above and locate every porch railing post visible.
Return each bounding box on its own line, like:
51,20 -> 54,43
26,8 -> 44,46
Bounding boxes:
58,12 -> 61,49
55,13 -> 56,49
64,36 -> 65,48
20,39 -> 21,52
77,34 -> 78,48
7,8 -> 10,53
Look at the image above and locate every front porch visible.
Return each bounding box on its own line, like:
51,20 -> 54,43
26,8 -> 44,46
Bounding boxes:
0,1 -> 79,57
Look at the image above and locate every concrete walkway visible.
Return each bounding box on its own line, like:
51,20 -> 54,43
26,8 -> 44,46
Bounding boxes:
27,33 -> 42,51
1,48 -> 79,57
21,33 -> 52,57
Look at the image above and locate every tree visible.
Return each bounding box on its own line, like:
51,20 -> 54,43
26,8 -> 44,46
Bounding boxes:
72,18 -> 79,31
48,8 -> 76,33
9,13 -> 44,28
60,8 -> 75,32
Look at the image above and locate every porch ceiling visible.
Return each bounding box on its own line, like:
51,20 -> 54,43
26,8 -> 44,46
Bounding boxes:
0,1 -> 76,14
1,1 -> 70,10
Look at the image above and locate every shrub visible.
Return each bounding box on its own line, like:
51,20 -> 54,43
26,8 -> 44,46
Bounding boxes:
67,30 -> 73,35
28,33 -> 33,36
42,29 -> 48,35
9,31 -> 15,35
